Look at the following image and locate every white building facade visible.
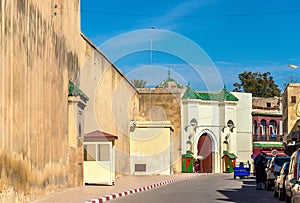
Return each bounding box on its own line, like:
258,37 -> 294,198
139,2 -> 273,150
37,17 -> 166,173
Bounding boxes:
181,87 -> 252,173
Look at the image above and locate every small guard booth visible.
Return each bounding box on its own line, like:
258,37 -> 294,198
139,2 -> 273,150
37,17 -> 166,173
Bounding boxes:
83,130 -> 117,185
182,153 -> 194,173
222,151 -> 237,173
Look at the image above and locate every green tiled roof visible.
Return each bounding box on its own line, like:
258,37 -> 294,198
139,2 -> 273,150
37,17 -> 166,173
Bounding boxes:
156,77 -> 183,88
182,86 -> 239,101
182,86 -> 198,99
182,153 -> 194,158
223,151 -> 238,159
68,81 -> 89,100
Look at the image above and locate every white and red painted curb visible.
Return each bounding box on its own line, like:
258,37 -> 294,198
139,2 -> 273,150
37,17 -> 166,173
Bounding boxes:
85,173 -> 208,203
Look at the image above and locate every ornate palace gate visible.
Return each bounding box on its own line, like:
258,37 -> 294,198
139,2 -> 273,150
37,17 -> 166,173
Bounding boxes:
197,133 -> 212,173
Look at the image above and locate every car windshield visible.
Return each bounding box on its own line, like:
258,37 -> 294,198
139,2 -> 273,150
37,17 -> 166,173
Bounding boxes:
274,157 -> 290,166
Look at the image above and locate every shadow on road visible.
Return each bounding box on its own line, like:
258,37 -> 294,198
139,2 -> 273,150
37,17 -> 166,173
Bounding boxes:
216,177 -> 280,203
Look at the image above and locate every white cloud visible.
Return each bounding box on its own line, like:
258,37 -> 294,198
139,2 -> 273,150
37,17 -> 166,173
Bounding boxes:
150,0 -> 210,30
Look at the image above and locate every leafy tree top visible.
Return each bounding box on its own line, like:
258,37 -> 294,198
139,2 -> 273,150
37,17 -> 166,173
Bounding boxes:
233,71 -> 281,97
131,79 -> 147,88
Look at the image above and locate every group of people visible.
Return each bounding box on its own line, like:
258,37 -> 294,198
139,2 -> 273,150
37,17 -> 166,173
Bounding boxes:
254,151 -> 276,190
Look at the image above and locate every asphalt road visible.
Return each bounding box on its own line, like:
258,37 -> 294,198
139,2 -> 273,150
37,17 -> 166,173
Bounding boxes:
109,173 -> 281,203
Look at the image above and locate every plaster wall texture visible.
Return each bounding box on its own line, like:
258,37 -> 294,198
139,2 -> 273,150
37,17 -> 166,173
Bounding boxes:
138,88 -> 183,173
130,121 -> 173,175
232,92 -> 253,163
78,35 -> 139,177
223,103 -> 238,155
252,97 -> 281,108
282,83 -> 300,137
0,0 -> 82,201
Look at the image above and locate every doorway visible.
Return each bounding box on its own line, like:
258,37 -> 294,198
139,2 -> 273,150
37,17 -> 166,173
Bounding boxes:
197,133 -> 212,173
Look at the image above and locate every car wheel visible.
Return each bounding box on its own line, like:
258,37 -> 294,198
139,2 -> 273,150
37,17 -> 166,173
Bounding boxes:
234,176 -> 236,179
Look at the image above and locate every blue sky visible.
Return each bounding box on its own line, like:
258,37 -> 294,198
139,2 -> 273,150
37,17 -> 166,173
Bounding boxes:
81,0 -> 300,92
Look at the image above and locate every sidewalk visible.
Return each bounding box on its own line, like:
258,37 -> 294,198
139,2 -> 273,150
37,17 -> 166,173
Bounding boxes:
30,173 -> 207,203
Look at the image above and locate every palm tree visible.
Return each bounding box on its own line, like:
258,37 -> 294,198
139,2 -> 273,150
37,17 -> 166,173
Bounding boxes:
131,79 -> 147,88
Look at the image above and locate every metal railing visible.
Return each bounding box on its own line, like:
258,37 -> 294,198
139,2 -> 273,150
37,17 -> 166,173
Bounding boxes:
252,134 -> 283,142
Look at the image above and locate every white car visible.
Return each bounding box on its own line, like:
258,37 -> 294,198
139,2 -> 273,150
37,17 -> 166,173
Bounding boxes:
267,156 -> 290,176
274,161 -> 289,201
285,149 -> 300,203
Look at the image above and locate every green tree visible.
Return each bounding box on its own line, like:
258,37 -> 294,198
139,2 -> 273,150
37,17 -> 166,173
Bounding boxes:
131,79 -> 147,88
233,71 -> 281,97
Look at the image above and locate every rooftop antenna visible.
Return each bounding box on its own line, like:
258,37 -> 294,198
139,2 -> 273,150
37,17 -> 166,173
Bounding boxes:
168,68 -> 171,78
150,27 -> 156,65
149,27 -> 156,112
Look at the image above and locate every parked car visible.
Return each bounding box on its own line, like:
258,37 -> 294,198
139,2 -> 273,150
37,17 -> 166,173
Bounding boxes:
285,149 -> 300,203
267,156 -> 290,176
274,161 -> 290,201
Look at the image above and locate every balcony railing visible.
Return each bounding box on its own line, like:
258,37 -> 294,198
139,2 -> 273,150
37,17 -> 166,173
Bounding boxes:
252,134 -> 283,142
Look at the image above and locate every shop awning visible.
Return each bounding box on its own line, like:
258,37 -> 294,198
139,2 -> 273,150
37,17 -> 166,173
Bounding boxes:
261,150 -> 287,157
84,130 -> 118,141
253,142 -> 284,148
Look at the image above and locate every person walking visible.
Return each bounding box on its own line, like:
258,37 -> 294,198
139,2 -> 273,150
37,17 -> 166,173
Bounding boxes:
247,160 -> 251,173
254,151 -> 267,190
266,165 -> 276,190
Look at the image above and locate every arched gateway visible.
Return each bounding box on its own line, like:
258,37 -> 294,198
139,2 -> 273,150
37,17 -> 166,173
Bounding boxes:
197,133 -> 212,173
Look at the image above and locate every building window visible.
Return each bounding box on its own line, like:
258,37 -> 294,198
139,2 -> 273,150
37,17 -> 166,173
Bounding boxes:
266,102 -> 271,107
270,120 -> 277,135
253,120 -> 258,135
135,164 -> 146,172
84,144 -> 110,161
260,120 -> 266,135
84,144 -> 96,161
78,123 -> 82,138
291,96 -> 297,103
98,144 -> 110,161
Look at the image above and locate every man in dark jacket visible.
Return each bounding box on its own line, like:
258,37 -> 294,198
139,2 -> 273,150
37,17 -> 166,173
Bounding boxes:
254,152 -> 267,190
